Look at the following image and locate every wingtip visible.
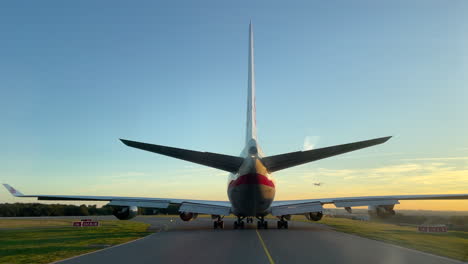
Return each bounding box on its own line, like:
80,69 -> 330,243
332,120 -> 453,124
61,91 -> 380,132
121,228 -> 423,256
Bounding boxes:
374,136 -> 392,144
2,184 -> 24,196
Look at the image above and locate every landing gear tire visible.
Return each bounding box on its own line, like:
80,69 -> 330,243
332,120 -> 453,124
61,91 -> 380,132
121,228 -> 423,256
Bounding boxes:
234,220 -> 245,229
277,220 -> 288,229
257,217 -> 268,229
258,221 -> 268,229
213,216 -> 224,229
214,220 -> 224,229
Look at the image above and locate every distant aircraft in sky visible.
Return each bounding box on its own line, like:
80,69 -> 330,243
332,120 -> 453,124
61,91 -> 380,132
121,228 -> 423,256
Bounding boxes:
4,22 -> 468,229
313,182 -> 323,187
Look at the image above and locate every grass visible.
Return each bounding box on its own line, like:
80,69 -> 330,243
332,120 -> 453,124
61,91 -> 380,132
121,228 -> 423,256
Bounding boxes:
300,216 -> 468,262
0,219 -> 150,264
0,219 -> 75,229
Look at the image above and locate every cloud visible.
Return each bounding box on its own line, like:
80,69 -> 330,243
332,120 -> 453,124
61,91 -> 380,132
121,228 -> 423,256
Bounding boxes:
402,157 -> 468,161
303,136 -> 319,151
289,161 -> 468,193
277,161 -> 468,205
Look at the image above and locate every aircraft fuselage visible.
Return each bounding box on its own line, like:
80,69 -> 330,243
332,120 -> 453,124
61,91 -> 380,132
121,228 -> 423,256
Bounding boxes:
228,142 -> 275,216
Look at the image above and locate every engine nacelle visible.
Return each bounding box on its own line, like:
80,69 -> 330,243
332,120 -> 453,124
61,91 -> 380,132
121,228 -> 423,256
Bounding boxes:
368,205 -> 396,218
305,212 -> 323,221
113,206 -> 138,220
179,212 -> 198,221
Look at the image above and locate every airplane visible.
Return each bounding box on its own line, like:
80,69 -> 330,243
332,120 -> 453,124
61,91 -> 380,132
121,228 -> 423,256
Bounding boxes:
313,183 -> 323,187
4,22 -> 468,229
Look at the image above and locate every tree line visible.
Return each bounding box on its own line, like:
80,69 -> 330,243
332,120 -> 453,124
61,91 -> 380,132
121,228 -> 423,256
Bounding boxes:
0,203 -> 181,217
0,203 -> 114,217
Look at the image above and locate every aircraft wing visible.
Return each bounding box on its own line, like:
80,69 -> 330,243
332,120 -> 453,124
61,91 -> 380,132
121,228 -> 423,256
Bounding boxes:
270,194 -> 468,216
2,184 -> 231,216
262,136 -> 391,173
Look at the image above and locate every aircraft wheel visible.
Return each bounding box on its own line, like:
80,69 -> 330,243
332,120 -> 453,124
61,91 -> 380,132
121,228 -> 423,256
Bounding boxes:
234,221 -> 238,229
263,221 -> 268,229
219,221 -> 224,229
240,221 -> 245,229
284,221 -> 288,229
214,221 -> 218,229
257,221 -> 262,229
277,221 -> 282,229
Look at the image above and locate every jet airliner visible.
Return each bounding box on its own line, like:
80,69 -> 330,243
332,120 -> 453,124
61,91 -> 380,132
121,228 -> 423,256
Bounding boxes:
4,23 -> 468,229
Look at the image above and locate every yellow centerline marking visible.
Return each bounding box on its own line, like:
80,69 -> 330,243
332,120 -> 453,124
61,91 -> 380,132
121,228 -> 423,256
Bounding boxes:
256,229 -> 275,264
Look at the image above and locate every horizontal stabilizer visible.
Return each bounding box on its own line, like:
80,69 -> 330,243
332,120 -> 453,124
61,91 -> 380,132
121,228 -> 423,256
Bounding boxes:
120,139 -> 244,173
262,136 -> 391,172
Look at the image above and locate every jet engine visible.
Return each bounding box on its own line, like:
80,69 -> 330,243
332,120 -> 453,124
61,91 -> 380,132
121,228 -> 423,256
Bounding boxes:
113,206 -> 138,220
368,205 -> 396,218
305,212 -> 323,221
179,212 -> 198,221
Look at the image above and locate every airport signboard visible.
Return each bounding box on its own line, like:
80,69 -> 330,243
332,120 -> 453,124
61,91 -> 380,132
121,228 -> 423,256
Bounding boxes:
82,221 -> 99,227
418,225 -> 447,233
73,220 -> 100,227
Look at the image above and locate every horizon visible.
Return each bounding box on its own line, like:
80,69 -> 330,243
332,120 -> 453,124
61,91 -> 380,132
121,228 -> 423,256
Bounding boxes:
1,0 -> 467,211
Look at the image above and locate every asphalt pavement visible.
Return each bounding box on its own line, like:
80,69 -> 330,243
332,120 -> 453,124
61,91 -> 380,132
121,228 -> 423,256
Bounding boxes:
55,216 -> 465,264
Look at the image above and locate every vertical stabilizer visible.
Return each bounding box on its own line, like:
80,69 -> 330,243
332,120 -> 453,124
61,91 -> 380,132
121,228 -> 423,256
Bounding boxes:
246,22 -> 257,145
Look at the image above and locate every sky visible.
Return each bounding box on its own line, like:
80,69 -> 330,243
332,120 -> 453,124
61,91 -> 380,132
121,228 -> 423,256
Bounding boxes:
1,0 -> 468,211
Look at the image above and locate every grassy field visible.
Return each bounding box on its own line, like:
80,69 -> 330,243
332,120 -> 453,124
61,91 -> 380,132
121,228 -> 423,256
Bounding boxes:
0,219 -> 76,229
304,216 -> 468,262
0,219 -> 150,264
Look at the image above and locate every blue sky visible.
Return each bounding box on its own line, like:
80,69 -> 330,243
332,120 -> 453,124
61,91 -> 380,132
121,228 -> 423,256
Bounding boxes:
1,0 -> 468,210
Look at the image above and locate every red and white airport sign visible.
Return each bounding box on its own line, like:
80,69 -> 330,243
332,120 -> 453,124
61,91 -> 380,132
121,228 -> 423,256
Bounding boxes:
418,225 -> 447,233
73,219 -> 100,227
82,221 -> 99,227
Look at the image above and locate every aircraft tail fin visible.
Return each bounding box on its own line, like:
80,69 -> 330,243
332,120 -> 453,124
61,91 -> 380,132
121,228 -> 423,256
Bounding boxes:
262,136 -> 391,172
246,21 -> 257,145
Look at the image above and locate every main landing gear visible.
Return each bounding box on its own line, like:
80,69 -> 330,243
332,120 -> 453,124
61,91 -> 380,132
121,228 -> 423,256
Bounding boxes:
256,216 -> 268,229
277,216 -> 288,229
213,216 -> 224,229
234,216 -> 245,229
